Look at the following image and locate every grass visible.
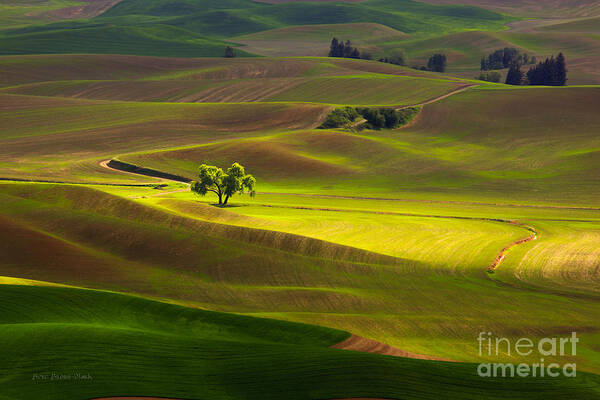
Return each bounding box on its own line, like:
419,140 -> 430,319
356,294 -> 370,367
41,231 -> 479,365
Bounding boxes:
538,17 -> 600,33
0,54 -> 459,89
414,0 -> 600,18
0,38 -> 599,399
2,75 -> 463,105
494,219 -> 600,296
1,182 -> 599,376
0,23 -> 256,58
0,93 -> 329,182
149,195 -> 527,268
0,0 -> 84,29
0,55 -> 477,183
0,0 -> 513,58
115,85 -> 600,206
4,81 -> 599,205
3,284 -> 600,400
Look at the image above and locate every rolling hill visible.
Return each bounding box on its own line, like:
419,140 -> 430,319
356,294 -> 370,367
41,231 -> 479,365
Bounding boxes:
0,0 -> 513,58
1,0 -> 599,397
3,284 -> 600,399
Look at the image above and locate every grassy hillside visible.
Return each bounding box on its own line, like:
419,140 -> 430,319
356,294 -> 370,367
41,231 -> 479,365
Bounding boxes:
2,70 -> 599,204
0,0 -> 120,29
0,54 -> 454,88
113,86 -> 600,206
3,284 -> 599,400
417,0 -> 600,18
1,0 -> 599,396
0,0 -> 513,58
0,92 -> 330,182
0,55 -> 478,183
538,17 -> 600,33
3,75 -> 465,105
0,23 -> 256,58
1,182 -> 599,374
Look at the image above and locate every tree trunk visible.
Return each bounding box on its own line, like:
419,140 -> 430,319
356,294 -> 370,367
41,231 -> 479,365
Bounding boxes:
223,195 -> 230,206
218,193 -> 222,205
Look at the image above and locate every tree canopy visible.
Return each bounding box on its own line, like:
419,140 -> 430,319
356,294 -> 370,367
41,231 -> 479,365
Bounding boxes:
224,46 -> 235,58
427,54 -> 447,72
505,64 -> 523,85
328,38 -> 360,59
480,47 -> 534,71
191,163 -> 255,205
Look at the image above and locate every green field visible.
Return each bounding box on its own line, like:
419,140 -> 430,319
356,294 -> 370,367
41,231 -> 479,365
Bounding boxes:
0,0 -> 513,59
3,284 -> 600,399
1,0 -> 599,398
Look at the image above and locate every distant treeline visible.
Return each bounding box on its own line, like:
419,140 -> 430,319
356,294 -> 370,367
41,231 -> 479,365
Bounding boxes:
328,38 -> 406,67
358,107 -> 420,130
506,53 -> 567,86
328,38 -> 447,73
319,106 -> 420,130
411,54 -> 447,72
480,47 -> 535,71
329,38 -> 361,59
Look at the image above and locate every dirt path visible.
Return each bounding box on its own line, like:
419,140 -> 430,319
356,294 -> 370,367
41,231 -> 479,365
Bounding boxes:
395,84 -> 477,111
332,334 -> 455,361
487,223 -> 538,273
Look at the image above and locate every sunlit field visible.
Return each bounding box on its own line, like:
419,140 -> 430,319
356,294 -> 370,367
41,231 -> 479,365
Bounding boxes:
1,0 -> 599,398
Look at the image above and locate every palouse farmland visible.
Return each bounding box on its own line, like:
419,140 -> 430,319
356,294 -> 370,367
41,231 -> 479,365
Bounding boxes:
0,0 -> 599,399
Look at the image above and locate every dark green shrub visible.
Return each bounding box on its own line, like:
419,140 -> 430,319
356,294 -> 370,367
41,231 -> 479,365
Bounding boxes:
319,107 -> 360,129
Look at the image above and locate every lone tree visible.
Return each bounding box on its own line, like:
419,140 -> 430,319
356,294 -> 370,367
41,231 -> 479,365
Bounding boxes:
224,46 -> 235,58
191,163 -> 256,206
427,54 -> 447,72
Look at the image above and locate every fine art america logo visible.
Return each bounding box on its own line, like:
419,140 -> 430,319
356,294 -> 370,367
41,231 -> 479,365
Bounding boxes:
477,332 -> 578,378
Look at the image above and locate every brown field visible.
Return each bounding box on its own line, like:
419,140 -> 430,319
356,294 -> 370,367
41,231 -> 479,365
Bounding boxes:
538,16 -> 600,32
331,335 -> 454,361
0,93 -> 330,182
234,23 -> 407,57
0,55 -> 449,89
42,0 -> 122,20
419,0 -> 600,18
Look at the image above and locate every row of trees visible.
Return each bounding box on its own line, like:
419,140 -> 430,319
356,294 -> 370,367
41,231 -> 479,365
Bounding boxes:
319,106 -> 420,130
329,38 -> 361,59
506,53 -> 567,86
412,54 -> 447,72
319,107 -> 360,129
328,39 -> 446,73
357,107 -> 420,130
480,47 -> 535,71
378,54 -> 405,66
